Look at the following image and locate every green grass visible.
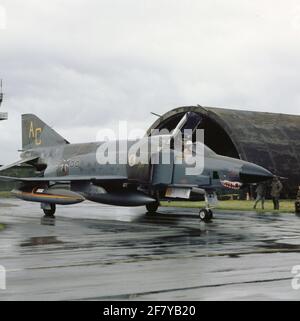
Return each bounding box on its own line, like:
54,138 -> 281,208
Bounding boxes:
0,224 -> 5,231
0,191 -> 296,213
161,200 -> 296,213
0,191 -> 12,198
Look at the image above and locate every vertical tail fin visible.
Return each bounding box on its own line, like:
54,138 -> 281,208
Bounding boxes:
22,114 -> 69,150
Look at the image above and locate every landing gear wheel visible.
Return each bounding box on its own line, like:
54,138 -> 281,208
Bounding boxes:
41,204 -> 56,226
43,204 -> 56,217
199,208 -> 213,222
146,202 -> 159,214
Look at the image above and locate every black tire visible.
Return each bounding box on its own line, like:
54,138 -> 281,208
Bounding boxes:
43,204 -> 56,217
199,208 -> 213,222
146,202 -> 159,214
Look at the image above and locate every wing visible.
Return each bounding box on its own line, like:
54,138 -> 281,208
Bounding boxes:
0,175 -> 128,183
0,156 -> 38,172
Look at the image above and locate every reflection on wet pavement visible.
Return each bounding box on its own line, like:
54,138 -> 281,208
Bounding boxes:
0,199 -> 300,300
20,236 -> 63,247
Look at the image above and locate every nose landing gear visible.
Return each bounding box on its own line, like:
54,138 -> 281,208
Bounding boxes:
199,191 -> 218,222
199,208 -> 213,222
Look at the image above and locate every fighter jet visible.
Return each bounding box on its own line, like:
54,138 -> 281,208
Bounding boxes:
0,112 -> 273,222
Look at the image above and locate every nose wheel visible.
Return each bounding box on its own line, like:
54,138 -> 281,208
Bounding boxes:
199,208 -> 213,222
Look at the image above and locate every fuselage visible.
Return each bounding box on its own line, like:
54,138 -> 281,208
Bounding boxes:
0,112 -> 275,219
20,138 -> 273,196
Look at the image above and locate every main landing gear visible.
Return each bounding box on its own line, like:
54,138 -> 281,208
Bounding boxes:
146,202 -> 159,214
41,203 -> 56,226
199,208 -> 213,222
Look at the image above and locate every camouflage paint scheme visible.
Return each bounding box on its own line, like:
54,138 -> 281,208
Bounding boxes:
0,113 -> 273,215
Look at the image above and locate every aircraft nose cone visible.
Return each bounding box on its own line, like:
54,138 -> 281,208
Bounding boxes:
240,163 -> 273,184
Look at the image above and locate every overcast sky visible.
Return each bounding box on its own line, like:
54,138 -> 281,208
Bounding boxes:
1,0 -> 300,163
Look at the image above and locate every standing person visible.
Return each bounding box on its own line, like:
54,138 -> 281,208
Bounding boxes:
253,182 -> 266,210
270,177 -> 283,210
295,186 -> 300,214
297,186 -> 300,200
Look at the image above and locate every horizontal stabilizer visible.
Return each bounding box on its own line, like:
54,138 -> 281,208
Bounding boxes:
0,156 -> 38,172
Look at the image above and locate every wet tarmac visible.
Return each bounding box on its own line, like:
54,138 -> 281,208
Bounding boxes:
0,198 -> 300,300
